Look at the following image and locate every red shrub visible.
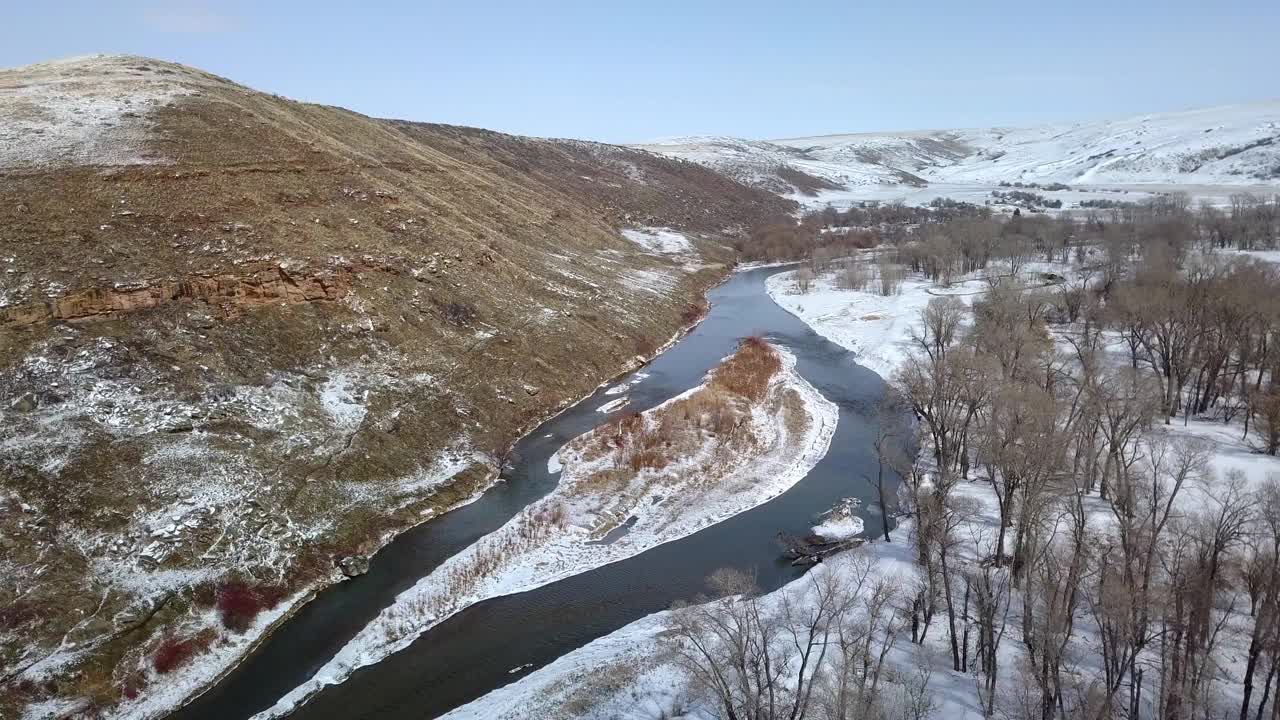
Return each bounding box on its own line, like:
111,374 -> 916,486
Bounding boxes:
152,632 -> 213,674
217,581 -> 264,633
255,584 -> 288,611
215,580 -> 287,632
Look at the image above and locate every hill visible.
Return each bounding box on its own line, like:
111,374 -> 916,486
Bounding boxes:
0,54 -> 792,717
637,101 -> 1280,202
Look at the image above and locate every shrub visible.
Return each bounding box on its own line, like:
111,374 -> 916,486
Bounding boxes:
215,580 -> 287,633
190,580 -> 218,608
838,260 -> 870,291
709,336 -> 781,403
877,257 -> 904,296
680,302 -> 706,326
635,336 -> 658,358
793,267 -> 815,293
0,602 -> 35,631
217,581 -> 261,632
119,672 -> 145,700
442,301 -> 476,326
152,630 -> 215,674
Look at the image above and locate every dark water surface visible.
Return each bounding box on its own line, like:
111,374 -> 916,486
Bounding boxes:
170,266 -> 894,720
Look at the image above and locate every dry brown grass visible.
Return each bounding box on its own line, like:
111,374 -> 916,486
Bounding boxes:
708,335 -> 782,403
572,338 -> 782,501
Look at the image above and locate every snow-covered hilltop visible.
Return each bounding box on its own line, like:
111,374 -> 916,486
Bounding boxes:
636,101 -> 1280,203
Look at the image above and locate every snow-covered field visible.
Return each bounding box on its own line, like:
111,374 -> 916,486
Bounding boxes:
764,263 -> 986,379
768,255 -> 1280,501
638,102 -> 1280,207
254,345 -> 838,718
791,182 -> 1261,213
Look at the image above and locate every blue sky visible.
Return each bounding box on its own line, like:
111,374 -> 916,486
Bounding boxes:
4,1 -> 1277,142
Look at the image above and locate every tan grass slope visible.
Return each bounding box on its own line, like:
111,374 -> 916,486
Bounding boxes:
0,55 -> 793,715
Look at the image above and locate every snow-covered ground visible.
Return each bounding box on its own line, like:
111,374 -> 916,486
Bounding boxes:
638,102 -> 1280,206
254,345 -> 838,718
621,227 -> 693,255
764,265 -> 982,380
447,249 -> 1280,720
47,590 -> 309,720
439,542 -> 927,720
439,608 -> 685,720
768,255 -> 1280,500
0,54 -> 196,170
791,182 -> 1260,213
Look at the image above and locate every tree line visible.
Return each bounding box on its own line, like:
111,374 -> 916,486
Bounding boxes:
663,193 -> 1280,720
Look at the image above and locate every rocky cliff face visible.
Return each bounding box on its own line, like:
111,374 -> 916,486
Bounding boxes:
1,264 -> 370,325
0,55 -> 793,717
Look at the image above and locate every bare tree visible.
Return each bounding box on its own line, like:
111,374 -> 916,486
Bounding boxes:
977,381 -> 1063,572
1240,478 -> 1280,720
878,255 -> 904,297
1251,385 -> 1280,456
813,561 -> 903,720
795,266 -> 816,294
1157,473 -> 1253,720
666,565 -> 858,720
970,539 -> 1013,717
1019,490 -> 1092,720
839,258 -> 871,292
867,389 -> 908,542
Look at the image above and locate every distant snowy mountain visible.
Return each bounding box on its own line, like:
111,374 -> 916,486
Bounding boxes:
636,102 -> 1280,201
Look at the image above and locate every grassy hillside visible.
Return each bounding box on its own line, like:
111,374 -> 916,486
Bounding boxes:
0,55 -> 793,716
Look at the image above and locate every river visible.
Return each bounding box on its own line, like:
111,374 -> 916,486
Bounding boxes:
169,265 -> 896,720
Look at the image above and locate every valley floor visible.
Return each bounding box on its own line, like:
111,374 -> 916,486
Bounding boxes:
441,250 -> 1280,720
791,182 -> 1277,215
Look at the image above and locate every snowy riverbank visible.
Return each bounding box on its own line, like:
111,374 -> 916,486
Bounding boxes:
446,250 -> 1280,720
439,261 -> 956,720
253,344 -> 837,718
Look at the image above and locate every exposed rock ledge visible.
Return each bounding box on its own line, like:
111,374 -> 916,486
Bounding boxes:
0,263 -> 396,326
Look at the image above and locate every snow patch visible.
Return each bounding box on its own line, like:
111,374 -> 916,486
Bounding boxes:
317,374 -> 367,431
620,227 -> 692,255
596,397 -> 629,414
0,54 -> 193,170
